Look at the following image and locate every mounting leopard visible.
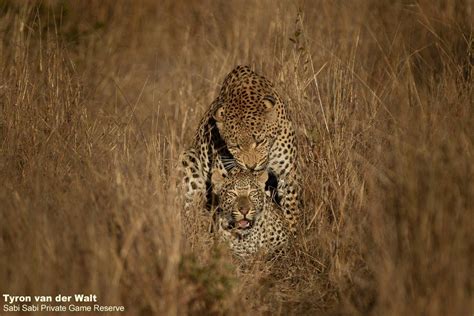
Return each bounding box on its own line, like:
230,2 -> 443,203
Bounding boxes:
180,65 -> 300,231
212,168 -> 290,258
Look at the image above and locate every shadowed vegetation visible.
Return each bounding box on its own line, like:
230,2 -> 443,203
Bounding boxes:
0,1 -> 472,315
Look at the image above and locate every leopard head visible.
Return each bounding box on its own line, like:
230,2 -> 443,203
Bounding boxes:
213,67 -> 284,171
212,168 -> 268,231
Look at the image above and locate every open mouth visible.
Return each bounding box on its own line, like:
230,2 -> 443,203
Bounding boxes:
223,218 -> 253,231
236,219 -> 252,229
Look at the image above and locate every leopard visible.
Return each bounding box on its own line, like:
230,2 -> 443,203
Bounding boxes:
211,168 -> 290,258
180,65 -> 300,232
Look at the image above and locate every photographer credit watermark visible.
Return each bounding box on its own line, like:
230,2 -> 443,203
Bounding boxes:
3,294 -> 125,313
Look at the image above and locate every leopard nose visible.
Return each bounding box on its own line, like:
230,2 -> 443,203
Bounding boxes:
239,207 -> 249,215
245,162 -> 257,170
237,196 -> 250,215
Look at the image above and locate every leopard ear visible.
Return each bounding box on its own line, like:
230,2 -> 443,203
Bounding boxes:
212,170 -> 226,193
262,95 -> 276,112
213,105 -> 225,122
256,171 -> 269,188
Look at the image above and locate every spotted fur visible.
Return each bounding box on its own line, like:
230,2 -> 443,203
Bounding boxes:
213,168 -> 289,258
180,65 -> 300,231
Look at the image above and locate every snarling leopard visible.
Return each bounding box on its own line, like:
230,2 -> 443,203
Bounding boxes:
181,65 -> 300,231
212,168 -> 289,258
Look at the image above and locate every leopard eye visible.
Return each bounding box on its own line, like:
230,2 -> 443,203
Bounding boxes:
249,189 -> 260,197
227,191 -> 238,198
227,142 -> 241,150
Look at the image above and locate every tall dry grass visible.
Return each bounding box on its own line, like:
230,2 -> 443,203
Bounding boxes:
0,1 -> 472,315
